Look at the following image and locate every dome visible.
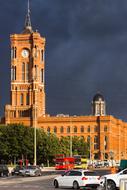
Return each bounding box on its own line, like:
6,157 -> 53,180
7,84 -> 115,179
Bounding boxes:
93,93 -> 104,102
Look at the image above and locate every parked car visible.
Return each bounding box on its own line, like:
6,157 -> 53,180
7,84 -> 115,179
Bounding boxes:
11,165 -> 25,176
21,165 -> 42,177
53,169 -> 100,189
100,168 -> 127,190
0,164 -> 9,177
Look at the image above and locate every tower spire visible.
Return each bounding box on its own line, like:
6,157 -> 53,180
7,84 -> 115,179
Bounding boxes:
24,0 -> 33,33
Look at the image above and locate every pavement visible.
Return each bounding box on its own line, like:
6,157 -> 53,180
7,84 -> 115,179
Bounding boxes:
42,167 -> 55,171
0,174 -> 58,185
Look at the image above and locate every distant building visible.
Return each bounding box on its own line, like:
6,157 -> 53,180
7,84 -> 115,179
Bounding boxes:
2,2 -> 127,161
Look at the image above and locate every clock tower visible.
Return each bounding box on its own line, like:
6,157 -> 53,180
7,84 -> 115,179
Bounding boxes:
5,1 -> 46,126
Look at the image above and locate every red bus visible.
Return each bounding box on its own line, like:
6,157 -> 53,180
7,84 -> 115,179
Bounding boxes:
55,154 -> 75,170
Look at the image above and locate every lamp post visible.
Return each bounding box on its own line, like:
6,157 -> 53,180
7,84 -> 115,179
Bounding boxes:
104,138 -> 106,160
70,119 -> 72,157
34,104 -> 37,166
89,126 -> 92,161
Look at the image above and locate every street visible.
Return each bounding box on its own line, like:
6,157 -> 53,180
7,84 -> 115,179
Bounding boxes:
0,169 -> 110,190
0,175 -> 57,190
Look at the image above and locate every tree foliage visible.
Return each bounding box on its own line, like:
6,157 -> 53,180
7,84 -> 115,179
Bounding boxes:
0,124 -> 89,165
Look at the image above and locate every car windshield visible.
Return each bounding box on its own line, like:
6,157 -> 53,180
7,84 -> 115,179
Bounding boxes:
27,166 -> 37,169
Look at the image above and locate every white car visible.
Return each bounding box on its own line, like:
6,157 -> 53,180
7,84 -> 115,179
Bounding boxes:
53,169 -> 100,189
100,168 -> 127,190
21,166 -> 42,177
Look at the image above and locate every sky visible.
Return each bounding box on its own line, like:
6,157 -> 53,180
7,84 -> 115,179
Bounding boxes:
1,0 -> 127,121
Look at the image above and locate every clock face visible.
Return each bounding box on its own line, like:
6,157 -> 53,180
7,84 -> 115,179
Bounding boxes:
21,49 -> 29,58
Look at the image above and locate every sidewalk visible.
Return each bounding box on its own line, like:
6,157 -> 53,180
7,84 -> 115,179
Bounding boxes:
42,167 -> 55,171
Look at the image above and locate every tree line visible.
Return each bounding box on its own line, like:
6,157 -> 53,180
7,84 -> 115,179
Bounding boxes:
0,124 -> 89,166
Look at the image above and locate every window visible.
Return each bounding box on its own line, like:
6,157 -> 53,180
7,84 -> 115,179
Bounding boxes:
81,126 -> 84,133
68,171 -> 82,176
11,48 -> 13,59
104,136 -> 108,150
14,47 -> 17,58
87,136 -> 90,144
94,136 -> 99,150
74,126 -> 77,133
20,93 -> 23,105
104,125 -> 108,132
94,125 -> 98,132
60,126 -> 64,133
67,126 -> 70,133
11,66 -> 16,80
22,63 -> 25,81
94,136 -> 98,143
54,127 -> 57,133
94,143 -> 98,150
26,93 -> 29,105
47,127 -> 50,133
35,65 -> 38,79
41,50 -> 43,61
87,126 -> 90,132
41,69 -> 43,83
41,49 -> 45,62
11,47 -> 17,59
26,63 -> 29,81
35,46 -> 38,58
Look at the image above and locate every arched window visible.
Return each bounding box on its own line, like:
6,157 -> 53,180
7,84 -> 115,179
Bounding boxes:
60,126 -> 64,133
22,63 -> 25,81
80,126 -> 84,133
54,126 -> 57,133
20,93 -> 23,105
67,126 -> 70,133
74,126 -> 77,133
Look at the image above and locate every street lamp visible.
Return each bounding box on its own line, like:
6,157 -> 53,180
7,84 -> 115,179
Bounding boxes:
34,104 -> 37,166
70,118 -> 72,157
90,137 -> 92,161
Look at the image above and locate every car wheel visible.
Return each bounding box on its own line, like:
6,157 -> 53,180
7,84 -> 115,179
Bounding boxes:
73,181 -> 79,189
107,180 -> 116,190
54,180 -> 59,188
35,172 -> 39,177
39,172 -> 42,176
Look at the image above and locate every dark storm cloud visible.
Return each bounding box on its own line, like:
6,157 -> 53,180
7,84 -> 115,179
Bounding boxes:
1,0 -> 127,121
